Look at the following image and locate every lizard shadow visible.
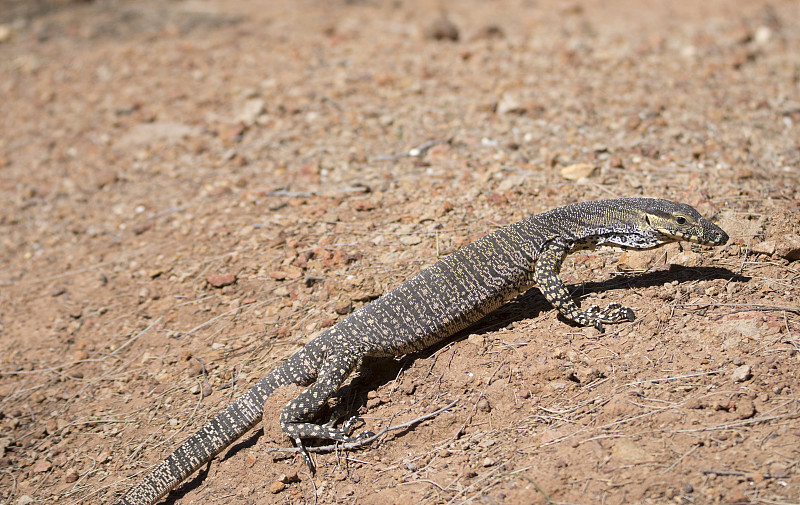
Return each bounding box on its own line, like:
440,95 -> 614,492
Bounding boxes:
350,265 -> 745,429
402,265 -> 746,359
168,265 -> 744,500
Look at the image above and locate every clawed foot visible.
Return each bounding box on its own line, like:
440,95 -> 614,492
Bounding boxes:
292,417 -> 373,473
332,416 -> 374,443
585,303 -> 635,331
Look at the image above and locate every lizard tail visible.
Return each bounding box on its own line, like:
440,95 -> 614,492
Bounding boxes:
113,374 -> 282,505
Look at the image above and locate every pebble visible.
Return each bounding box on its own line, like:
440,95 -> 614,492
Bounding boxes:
423,16 -> 459,41
236,98 -> 265,125
351,199 -> 376,211
560,163 -> 598,180
401,382 -> 416,395
497,92 -> 524,115
399,234 -> 423,246
269,481 -> 286,494
0,24 -> 11,43
731,364 -> 753,383
473,24 -> 504,40
32,459 -> 52,473
334,301 -> 353,315
751,240 -> 776,256
278,471 -> 299,483
206,273 -> 236,288
64,468 -> 79,483
734,398 -> 756,419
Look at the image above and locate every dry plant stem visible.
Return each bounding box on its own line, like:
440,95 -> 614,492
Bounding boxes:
701,469 -> 791,479
372,137 -> 452,161
623,368 -> 725,387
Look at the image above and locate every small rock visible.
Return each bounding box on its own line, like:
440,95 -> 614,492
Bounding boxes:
754,26 -> 772,46
64,468 -> 79,483
477,397 -> 491,412
334,301 -> 353,315
132,222 -> 153,235
0,24 -> 12,43
734,399 -> 756,419
401,382 -> 416,395
269,481 -> 286,494
751,240 -> 776,256
116,122 -> 201,149
617,249 -> 660,272
94,170 -> 118,188
669,250 -> 701,267
684,397 -> 705,409
32,459 -> 52,473
731,364 -> 753,383
237,98 -> 265,125
206,273 -> 236,288
473,24 -> 505,40
482,457 -> 495,467
560,163 -> 598,180
278,471 -> 300,483
16,496 -> 34,505
399,234 -> 423,246
45,419 -> 58,435
351,199 -> 376,211
268,270 -> 287,281
497,92 -> 524,115
423,16 -> 459,41
776,236 -> 800,261
467,333 -> 486,348
576,367 -> 605,384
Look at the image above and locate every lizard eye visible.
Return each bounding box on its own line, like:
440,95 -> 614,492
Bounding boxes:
676,216 -> 686,225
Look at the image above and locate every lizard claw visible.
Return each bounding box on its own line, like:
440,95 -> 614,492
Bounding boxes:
293,437 -> 316,473
340,415 -> 363,434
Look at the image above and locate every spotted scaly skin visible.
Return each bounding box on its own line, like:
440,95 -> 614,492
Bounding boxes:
114,198 -> 727,505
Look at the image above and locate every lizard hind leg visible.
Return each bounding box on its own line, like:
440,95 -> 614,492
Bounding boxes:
279,353 -> 370,470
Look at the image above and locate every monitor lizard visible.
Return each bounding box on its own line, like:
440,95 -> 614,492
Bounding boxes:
113,197 -> 728,505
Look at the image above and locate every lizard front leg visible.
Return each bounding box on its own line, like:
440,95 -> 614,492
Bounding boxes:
534,239 -> 635,331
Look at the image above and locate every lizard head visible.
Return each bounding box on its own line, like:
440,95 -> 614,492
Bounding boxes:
638,200 -> 728,247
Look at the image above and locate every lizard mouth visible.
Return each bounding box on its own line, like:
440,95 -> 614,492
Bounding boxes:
655,227 -> 728,246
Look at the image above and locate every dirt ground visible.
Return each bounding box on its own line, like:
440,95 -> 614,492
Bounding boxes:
1,1 -> 799,504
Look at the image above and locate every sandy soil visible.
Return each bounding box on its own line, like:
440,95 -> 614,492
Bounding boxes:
1,1 -> 799,504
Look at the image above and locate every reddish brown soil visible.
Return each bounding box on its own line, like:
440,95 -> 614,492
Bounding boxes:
1,1 -> 799,504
